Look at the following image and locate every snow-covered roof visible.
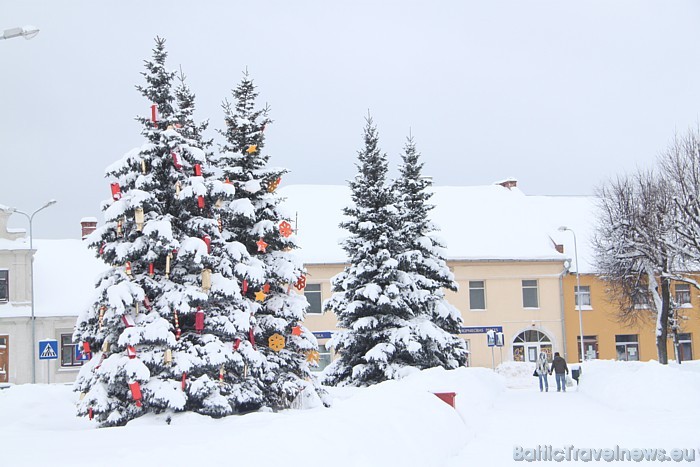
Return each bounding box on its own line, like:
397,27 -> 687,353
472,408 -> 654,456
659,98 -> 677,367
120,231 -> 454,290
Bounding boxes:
0,239 -> 108,318
279,184 -> 598,273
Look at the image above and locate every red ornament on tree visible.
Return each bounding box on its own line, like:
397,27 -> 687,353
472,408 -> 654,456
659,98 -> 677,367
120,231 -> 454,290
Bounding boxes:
279,221 -> 293,238
195,307 -> 204,333
181,372 -> 187,391
171,152 -> 182,170
294,275 -> 307,290
88,407 -> 94,420
234,338 -> 241,350
202,235 -> 211,253
174,310 -> 181,340
121,314 -> 135,328
249,327 -> 256,348
241,279 -> 248,294
256,238 -> 268,253
129,381 -> 143,407
127,345 -> 137,359
144,295 -> 152,311
198,195 -> 205,209
292,326 -> 302,336
262,283 -> 270,294
99,243 -> 106,255
110,183 -> 122,201
194,164 -> 202,176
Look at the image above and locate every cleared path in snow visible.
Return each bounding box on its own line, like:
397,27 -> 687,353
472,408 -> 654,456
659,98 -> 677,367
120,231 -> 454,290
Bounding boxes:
447,381 -> 699,466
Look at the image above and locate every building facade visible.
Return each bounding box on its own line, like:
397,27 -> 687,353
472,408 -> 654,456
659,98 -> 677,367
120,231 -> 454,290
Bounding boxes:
562,273 -> 699,363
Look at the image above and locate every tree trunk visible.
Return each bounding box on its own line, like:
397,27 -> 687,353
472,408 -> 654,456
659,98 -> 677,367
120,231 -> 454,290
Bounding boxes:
657,279 -> 671,364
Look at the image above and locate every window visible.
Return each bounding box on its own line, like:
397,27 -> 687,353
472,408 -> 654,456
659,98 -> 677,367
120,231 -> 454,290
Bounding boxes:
0,270 -> 8,302
522,280 -> 539,308
60,334 -> 83,367
633,290 -> 650,309
675,284 -> 691,307
315,344 -> 332,372
512,330 -> 552,362
678,333 -> 693,361
469,281 -> 485,310
615,334 -> 639,361
575,285 -> 591,308
576,335 -> 598,361
304,283 -> 322,314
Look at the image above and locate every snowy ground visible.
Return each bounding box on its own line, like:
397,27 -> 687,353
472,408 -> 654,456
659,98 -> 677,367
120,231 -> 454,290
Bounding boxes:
1,361 -> 698,466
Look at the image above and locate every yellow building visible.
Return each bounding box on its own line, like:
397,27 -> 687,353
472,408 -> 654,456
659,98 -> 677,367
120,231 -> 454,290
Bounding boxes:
561,273 -> 698,363
283,181 -> 598,369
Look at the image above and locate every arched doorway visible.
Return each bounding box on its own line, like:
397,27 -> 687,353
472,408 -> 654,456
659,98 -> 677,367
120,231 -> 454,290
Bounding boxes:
512,329 -> 553,362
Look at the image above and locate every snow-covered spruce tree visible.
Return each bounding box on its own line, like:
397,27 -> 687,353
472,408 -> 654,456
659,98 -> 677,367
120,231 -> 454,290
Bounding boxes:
215,70 -> 320,409
324,117 -> 425,386
392,136 -> 467,368
74,38 -> 254,426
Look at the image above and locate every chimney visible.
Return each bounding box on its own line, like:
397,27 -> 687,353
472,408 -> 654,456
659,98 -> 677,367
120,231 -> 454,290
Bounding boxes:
81,217 -> 97,240
496,177 -> 518,189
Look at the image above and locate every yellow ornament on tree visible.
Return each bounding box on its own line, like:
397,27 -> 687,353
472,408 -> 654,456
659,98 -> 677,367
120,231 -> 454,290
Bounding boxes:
306,350 -> 321,364
246,144 -> 257,154
268,333 -> 285,352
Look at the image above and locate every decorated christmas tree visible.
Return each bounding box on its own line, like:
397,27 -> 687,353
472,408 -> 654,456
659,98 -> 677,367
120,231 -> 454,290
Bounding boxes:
324,116 -> 423,386
73,39 -> 318,426
393,136 -> 467,368
214,70 -> 321,409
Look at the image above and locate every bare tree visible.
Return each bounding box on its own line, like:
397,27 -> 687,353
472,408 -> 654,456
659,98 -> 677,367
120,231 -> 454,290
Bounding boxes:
593,170 -> 680,364
658,127 -> 700,361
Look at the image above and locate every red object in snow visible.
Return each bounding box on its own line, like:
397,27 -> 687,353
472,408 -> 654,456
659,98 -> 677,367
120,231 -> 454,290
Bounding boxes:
234,338 -> 241,350
129,381 -> 142,407
181,372 -> 187,390
82,342 -> 91,356
249,328 -> 256,348
110,183 -> 122,201
148,263 -> 154,276
99,243 -> 105,255
202,235 -> 211,253
127,345 -> 137,359
433,392 -> 457,408
194,163 -> 202,176
197,195 -> 205,209
279,221 -> 293,238
150,104 -> 157,125
195,308 -> 204,333
291,326 -> 302,336
121,314 -> 135,328
294,275 -> 307,290
241,279 -> 248,294
171,152 -> 182,170
88,407 -> 93,420
262,283 -> 270,294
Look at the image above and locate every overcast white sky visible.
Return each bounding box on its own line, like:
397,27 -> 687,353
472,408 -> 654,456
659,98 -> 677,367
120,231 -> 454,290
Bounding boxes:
2,0 -> 700,239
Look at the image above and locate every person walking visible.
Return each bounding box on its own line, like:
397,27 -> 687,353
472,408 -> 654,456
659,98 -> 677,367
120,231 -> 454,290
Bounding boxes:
549,352 -> 569,392
535,351 -> 549,392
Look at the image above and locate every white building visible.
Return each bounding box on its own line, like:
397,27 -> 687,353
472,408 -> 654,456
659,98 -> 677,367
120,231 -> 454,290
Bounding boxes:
0,206 -> 106,384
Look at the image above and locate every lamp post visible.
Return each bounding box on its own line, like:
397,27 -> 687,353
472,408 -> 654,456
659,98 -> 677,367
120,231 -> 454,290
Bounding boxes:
559,226 -> 586,363
10,200 -> 57,383
1,26 -> 40,41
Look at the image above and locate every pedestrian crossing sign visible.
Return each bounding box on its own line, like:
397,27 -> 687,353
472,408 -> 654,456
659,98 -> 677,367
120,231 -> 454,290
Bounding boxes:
38,339 -> 59,360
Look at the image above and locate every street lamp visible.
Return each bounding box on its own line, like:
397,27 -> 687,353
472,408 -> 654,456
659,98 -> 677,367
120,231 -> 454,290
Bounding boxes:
10,200 -> 57,383
559,226 -> 586,363
1,25 -> 40,41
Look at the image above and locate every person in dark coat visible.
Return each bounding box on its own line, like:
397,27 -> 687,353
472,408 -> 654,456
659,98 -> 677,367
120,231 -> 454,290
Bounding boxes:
549,352 -> 569,392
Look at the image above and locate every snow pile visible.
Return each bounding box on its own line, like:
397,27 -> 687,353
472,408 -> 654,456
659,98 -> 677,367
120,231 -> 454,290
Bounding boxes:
0,368 -> 505,467
496,361 -> 536,388
579,360 -> 700,415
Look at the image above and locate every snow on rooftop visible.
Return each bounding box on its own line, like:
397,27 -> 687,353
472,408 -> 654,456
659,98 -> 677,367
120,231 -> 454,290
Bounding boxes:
279,184 -> 598,272
0,239 -> 108,318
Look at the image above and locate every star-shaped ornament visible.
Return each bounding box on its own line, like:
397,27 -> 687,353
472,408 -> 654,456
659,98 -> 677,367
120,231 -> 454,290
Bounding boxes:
255,290 -> 267,302
246,144 -> 257,154
256,238 -> 268,253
